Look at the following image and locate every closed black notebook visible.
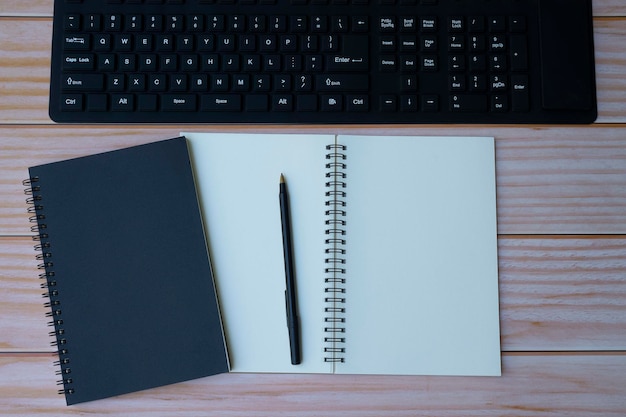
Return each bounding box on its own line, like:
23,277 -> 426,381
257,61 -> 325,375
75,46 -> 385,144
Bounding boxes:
25,137 -> 229,405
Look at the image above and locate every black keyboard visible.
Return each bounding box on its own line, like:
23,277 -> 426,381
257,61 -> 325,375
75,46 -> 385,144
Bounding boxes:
50,0 -> 597,124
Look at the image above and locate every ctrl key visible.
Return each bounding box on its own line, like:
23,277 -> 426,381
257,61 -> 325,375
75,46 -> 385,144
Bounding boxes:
61,94 -> 83,111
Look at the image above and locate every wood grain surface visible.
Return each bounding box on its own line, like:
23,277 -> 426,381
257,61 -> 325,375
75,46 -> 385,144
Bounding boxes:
0,1 -> 624,415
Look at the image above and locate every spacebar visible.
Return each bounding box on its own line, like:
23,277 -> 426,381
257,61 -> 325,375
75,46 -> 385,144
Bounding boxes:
162,94 -> 197,111
201,94 -> 242,111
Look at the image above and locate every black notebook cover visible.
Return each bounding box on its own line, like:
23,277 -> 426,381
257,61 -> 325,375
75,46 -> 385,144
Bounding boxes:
26,137 -> 229,405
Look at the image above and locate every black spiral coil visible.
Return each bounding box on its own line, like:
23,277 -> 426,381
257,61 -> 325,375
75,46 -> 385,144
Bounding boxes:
23,177 -> 74,396
323,144 -> 347,363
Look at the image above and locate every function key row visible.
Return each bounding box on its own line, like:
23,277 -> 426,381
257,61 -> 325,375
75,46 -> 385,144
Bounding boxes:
99,1 -> 185,3
66,14 -> 368,33
90,0 -> 440,4
66,14 -> 525,33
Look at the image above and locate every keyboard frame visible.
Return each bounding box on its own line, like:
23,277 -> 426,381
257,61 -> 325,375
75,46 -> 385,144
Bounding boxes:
49,0 -> 597,124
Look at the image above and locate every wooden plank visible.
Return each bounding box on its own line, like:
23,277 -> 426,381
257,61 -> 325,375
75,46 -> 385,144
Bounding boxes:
494,126 -> 626,235
594,1 -> 626,16
595,19 -> 626,123
0,19 -> 51,124
499,236 -> 626,351
2,126 -> 625,236
0,238 -> 51,352
2,235 -> 624,353
0,18 -> 625,124
0,353 -> 624,416
0,3 -> 52,17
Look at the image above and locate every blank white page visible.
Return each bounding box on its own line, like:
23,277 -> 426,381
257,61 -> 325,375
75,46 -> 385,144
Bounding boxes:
185,132 -> 333,373
335,135 -> 501,376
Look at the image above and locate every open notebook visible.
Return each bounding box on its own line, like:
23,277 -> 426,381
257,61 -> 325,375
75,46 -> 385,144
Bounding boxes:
185,132 -> 501,376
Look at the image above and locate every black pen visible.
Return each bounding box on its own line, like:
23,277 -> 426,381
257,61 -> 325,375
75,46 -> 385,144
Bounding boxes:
279,173 -> 301,365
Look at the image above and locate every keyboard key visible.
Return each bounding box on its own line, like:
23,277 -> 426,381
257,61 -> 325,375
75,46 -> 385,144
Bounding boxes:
509,16 -> 526,32
401,74 -> 417,91
246,94 -> 269,111
111,94 -> 134,111
87,94 -> 108,111
380,95 -> 397,111
449,75 -> 465,91
321,95 -> 343,111
129,74 -> 147,91
490,74 -> 507,91
379,17 -> 396,32
275,74 -> 291,91
400,95 -> 418,111
272,94 -> 294,111
346,95 -> 368,111
510,35 -> 528,71
326,36 -> 369,71
489,55 -> 506,71
468,16 -> 485,32
421,56 -> 437,71
317,75 -> 369,91
105,14 -> 123,31
448,17 -> 464,32
162,94 -> 196,110
201,94 -> 242,111
469,74 -> 487,91
351,16 -> 369,32
420,17 -> 437,32
64,15 -> 81,31
379,55 -> 397,71
94,34 -> 112,51
63,35 -> 91,50
297,95 -> 318,111
449,94 -> 487,112
422,95 -> 439,111
108,74 -> 125,91
491,94 -> 508,112
62,74 -> 104,91
61,94 -> 83,111
488,16 -> 506,32
489,34 -> 506,52
137,94 -> 158,111
511,74 -> 529,111
85,14 -> 101,31
63,54 -> 95,70
421,35 -> 437,52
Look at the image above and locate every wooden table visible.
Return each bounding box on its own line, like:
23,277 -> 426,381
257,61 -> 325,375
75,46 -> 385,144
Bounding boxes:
1,1 -> 624,415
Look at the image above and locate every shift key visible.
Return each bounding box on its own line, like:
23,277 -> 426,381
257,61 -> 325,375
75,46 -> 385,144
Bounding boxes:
327,36 -> 369,71
61,74 -> 104,91
316,74 -> 369,91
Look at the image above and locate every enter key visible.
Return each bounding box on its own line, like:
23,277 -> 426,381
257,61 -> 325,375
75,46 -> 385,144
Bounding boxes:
327,36 -> 369,71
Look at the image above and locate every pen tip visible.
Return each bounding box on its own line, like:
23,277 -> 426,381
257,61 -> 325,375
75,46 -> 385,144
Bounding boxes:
280,173 -> 285,183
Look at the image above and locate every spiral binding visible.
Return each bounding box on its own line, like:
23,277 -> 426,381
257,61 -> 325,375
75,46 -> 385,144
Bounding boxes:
323,144 -> 347,364
23,177 -> 74,397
